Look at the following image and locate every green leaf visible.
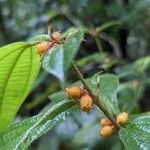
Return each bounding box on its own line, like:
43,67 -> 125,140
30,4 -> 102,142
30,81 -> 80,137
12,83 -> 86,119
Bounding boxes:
41,91 -> 67,113
72,123 -> 99,147
31,34 -> 51,43
0,42 -> 41,131
0,100 -> 78,149
117,82 -> 140,114
42,45 -> 64,83
135,56 -> 150,74
117,56 -> 150,78
88,73 -> 120,115
119,113 -> 150,150
42,29 -> 83,87
96,20 -> 120,33
77,52 -> 107,67
46,10 -> 59,20
48,91 -> 67,101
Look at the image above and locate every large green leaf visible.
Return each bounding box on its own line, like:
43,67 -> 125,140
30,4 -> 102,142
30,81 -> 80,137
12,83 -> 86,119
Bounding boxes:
119,113 -> 150,150
0,42 -> 41,131
0,100 -> 78,149
42,29 -> 83,87
88,73 -> 120,116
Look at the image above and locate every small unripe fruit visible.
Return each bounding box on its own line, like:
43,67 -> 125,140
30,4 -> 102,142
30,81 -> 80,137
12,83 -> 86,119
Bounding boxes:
100,126 -> 113,138
36,41 -> 50,55
116,112 -> 128,125
65,86 -> 82,100
51,32 -> 61,41
100,118 -> 112,127
80,94 -> 93,112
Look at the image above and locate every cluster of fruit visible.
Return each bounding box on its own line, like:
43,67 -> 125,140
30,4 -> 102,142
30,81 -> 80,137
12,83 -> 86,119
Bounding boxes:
100,112 -> 128,138
65,86 -> 129,138
36,31 -> 61,55
65,86 -> 93,112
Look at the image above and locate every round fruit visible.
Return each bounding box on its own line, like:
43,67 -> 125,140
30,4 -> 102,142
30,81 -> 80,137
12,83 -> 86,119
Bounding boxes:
79,94 -> 93,112
116,112 -> 128,125
100,126 -> 113,138
36,41 -> 50,55
100,118 -> 112,127
65,86 -> 82,100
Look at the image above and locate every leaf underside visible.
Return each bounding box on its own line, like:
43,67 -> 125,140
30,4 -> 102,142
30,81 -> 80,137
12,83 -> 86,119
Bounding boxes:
42,29 -> 83,87
0,100 -> 77,149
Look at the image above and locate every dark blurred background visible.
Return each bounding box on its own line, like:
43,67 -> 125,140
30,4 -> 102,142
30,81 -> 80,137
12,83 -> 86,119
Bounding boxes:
0,0 -> 150,149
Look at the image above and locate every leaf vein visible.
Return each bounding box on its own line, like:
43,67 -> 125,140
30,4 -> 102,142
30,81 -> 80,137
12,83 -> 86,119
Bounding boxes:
0,46 -> 28,116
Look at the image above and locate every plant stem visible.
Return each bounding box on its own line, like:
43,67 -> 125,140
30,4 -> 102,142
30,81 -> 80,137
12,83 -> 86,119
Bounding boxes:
94,35 -> 103,53
71,61 -> 120,130
96,21 -> 120,33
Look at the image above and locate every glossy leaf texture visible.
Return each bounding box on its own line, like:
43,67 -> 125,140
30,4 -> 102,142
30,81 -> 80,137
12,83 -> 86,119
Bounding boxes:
42,29 -> 83,87
88,73 -> 120,116
119,113 -> 150,150
0,100 -> 78,149
0,42 -> 41,131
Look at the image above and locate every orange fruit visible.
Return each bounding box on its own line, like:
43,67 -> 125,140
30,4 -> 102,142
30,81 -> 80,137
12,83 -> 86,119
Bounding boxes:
65,86 -> 82,100
116,112 -> 128,125
79,94 -> 93,112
